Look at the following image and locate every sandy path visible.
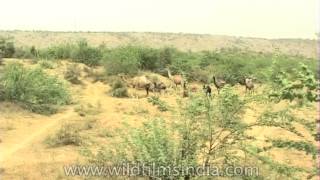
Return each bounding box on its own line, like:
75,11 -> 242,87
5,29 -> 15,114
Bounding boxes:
0,108 -> 76,167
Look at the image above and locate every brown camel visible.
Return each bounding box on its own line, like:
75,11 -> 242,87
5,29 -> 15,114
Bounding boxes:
244,78 -> 254,93
166,68 -> 184,88
213,76 -> 226,94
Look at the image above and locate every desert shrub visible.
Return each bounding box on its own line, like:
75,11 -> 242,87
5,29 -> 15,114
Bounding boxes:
36,41 -> 102,66
38,60 -> 55,69
38,44 -> 73,60
103,46 -> 140,75
45,123 -> 82,147
103,46 -> 175,75
83,66 -> 108,83
109,79 -> 128,98
147,96 -> 169,111
0,63 -> 70,114
158,47 -> 175,68
71,40 -> 102,66
30,46 -> 37,57
88,88 -> 314,179
74,103 -> 101,116
269,62 -> 317,103
189,67 -> 210,83
13,47 -> 35,59
0,84 -> 4,101
89,118 -> 178,178
200,48 -> 316,85
64,64 -> 82,84
0,37 -> 15,58
82,117 -> 98,130
267,139 -> 317,159
169,51 -> 198,76
138,47 -> 160,71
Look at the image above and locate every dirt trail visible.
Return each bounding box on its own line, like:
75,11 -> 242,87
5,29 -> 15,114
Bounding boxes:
0,108 -> 76,167
0,80 -> 107,168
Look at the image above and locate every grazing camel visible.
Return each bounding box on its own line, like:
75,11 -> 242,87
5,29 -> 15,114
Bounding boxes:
166,68 -> 183,88
213,76 -> 226,94
132,76 -> 153,96
120,75 -> 152,96
153,81 -> 167,94
182,82 -> 189,97
244,78 -> 254,93
190,85 -> 198,92
203,84 -> 212,97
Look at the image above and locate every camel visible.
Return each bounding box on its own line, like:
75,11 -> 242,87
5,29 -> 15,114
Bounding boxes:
132,76 -> 153,96
213,76 -> 226,94
153,81 -> 167,94
182,82 -> 189,97
120,75 -> 152,96
244,78 -> 254,93
203,84 -> 212,97
190,85 -> 198,92
166,68 -> 183,88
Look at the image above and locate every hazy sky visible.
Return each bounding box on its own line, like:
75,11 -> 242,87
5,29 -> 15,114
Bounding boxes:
0,0 -> 318,39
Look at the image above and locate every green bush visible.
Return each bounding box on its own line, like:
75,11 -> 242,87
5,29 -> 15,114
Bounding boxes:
45,123 -> 82,147
109,79 -> 128,98
147,96 -> 169,111
269,63 -> 317,103
38,44 -> 73,60
71,40 -> 102,66
139,47 -> 160,71
0,84 -> 4,101
37,40 -> 102,66
103,46 -> 140,75
0,37 -> 15,58
0,63 -> 71,114
13,47 -> 35,59
269,139 -> 317,159
199,48 -> 316,85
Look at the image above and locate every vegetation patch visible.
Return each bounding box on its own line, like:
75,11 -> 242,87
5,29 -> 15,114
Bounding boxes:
0,63 -> 70,114
38,60 -> 55,69
74,103 -> 101,117
147,96 -> 170,111
64,64 -> 82,84
45,123 -> 82,147
0,37 -> 15,58
36,40 -> 102,66
109,79 -> 129,98
267,139 -> 317,159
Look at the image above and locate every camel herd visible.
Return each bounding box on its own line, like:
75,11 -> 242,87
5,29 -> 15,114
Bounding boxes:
120,69 -> 255,97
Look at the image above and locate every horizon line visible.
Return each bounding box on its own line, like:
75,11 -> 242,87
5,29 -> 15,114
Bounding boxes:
0,29 -> 317,41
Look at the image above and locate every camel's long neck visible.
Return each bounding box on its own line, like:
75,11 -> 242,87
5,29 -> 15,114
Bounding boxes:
213,77 -> 218,87
167,69 -> 172,79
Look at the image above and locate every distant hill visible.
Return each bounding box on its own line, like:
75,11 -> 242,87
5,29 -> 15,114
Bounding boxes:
0,30 -> 317,58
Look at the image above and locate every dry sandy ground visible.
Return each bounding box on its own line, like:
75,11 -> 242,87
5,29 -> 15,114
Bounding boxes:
0,59 -> 317,179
